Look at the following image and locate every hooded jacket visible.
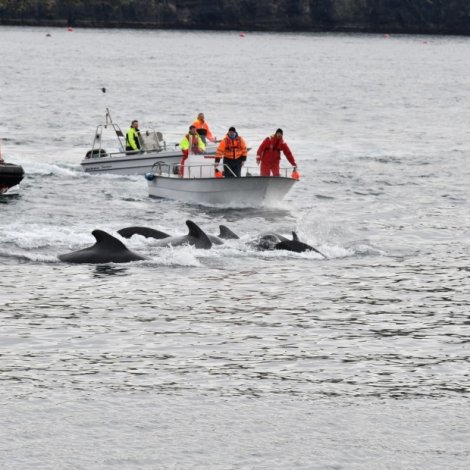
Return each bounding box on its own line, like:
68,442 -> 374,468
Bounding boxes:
257,135 -> 296,166
216,133 -> 247,161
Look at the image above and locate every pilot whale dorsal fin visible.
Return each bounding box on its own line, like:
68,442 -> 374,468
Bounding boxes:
218,225 -> 239,240
185,220 -> 212,249
292,231 -> 299,241
186,220 -> 204,238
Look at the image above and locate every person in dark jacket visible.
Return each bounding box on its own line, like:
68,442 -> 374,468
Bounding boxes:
192,113 -> 216,143
256,128 -> 297,177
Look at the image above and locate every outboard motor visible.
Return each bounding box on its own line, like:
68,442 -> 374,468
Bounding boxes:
0,163 -> 25,194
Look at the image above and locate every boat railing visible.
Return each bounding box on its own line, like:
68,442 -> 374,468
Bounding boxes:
148,162 -> 296,179
213,165 -> 293,178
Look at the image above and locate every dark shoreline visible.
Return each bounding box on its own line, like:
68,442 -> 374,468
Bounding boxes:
1,19 -> 469,37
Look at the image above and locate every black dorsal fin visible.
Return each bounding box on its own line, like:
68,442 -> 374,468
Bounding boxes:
218,225 -> 239,239
186,220 -> 212,249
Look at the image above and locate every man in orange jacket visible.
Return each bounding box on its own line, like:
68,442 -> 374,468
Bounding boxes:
192,112 -> 216,143
256,128 -> 298,177
215,127 -> 247,178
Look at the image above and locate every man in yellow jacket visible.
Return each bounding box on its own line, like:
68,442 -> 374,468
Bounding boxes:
215,127 -> 247,178
125,120 -> 141,152
178,125 -> 206,176
192,112 -> 216,143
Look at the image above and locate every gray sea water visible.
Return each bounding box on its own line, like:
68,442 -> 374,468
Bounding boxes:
1,26 -> 470,469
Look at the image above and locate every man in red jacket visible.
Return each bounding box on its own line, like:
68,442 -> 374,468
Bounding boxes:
256,128 -> 298,177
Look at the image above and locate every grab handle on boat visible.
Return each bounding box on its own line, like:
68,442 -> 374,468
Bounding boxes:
151,161 -> 166,175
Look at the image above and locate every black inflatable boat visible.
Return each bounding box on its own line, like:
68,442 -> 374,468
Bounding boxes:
0,163 -> 25,194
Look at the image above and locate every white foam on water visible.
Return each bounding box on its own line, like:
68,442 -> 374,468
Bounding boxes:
144,245 -> 202,267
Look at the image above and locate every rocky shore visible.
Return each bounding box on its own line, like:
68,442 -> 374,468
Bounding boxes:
1,0 -> 470,35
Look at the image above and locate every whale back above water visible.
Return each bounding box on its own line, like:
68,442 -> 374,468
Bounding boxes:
254,232 -> 289,250
118,222 -> 235,246
58,230 -> 145,264
275,232 -> 325,256
150,220 -> 213,249
118,226 -> 170,240
218,225 -> 239,240
252,231 -> 325,255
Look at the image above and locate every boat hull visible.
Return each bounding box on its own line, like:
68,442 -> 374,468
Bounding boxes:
80,145 -> 218,176
147,175 -> 297,206
80,149 -> 182,176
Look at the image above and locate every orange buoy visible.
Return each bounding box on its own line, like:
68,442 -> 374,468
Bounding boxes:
239,32 -> 245,37
67,26 -> 73,32
291,168 -> 300,180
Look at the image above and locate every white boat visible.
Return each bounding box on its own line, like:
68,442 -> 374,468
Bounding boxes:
146,154 -> 298,207
80,109 -> 217,175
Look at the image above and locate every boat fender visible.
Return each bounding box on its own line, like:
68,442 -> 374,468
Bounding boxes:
291,168 -> 300,180
0,163 -> 25,191
145,172 -> 156,181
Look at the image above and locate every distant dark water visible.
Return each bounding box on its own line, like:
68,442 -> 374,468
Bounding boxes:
1,27 -> 470,469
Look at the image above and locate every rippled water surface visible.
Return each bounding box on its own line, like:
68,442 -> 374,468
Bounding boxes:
1,27 -> 470,469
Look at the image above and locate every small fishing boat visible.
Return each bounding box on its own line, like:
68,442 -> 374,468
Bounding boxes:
80,109 -> 217,176
0,163 -> 25,194
145,154 -> 299,207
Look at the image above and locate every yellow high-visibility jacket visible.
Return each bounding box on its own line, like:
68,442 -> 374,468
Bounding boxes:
180,133 -> 205,154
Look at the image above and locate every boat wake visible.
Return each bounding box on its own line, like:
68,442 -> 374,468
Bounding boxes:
0,249 -> 59,264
